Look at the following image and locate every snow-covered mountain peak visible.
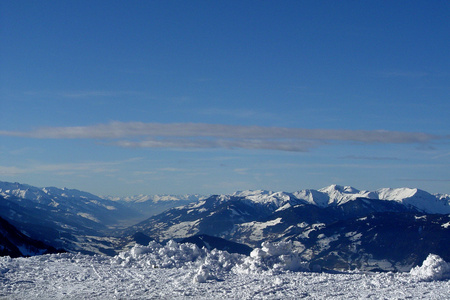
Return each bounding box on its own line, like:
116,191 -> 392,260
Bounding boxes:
232,190 -> 272,197
374,187 -> 450,214
319,184 -> 360,194
0,182 -> 103,204
232,190 -> 295,209
376,187 -> 418,201
292,185 -> 448,213
292,189 -> 328,207
316,184 -> 362,206
226,185 -> 449,213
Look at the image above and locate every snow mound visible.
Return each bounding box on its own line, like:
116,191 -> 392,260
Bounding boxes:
113,240 -> 309,282
236,241 -> 309,273
410,254 -> 450,281
115,240 -> 209,269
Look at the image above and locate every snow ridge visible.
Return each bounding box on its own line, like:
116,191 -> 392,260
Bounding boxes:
103,194 -> 206,203
0,181 -> 113,207
231,185 -> 450,214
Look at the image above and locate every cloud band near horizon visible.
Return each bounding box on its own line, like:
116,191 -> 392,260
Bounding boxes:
1,121 -> 445,152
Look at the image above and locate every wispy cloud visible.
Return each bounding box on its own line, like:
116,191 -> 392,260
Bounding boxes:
23,90 -> 147,99
234,168 -> 249,175
198,108 -> 275,119
0,122 -> 445,152
0,166 -> 26,176
340,155 -> 401,161
432,152 -> 450,159
0,158 -> 142,177
112,138 -> 319,152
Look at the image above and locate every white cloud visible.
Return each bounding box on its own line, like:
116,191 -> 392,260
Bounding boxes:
0,121 -> 445,152
112,137 -> 320,152
0,166 -> 26,176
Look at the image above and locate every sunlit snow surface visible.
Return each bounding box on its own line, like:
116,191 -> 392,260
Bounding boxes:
1,241 -> 449,299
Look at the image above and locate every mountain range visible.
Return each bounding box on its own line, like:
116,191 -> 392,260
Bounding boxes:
121,185 -> 450,271
0,180 -> 449,271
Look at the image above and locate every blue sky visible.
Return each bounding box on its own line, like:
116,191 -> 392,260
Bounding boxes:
1,1 -> 449,196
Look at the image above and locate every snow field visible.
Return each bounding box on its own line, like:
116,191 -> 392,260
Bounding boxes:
0,241 -> 449,299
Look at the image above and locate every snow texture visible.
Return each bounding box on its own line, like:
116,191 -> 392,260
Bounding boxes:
1,241 -> 449,299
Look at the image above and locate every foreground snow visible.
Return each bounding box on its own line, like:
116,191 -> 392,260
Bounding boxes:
1,241 -> 449,299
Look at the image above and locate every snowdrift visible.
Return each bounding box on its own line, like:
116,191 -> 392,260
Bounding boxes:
1,241 -> 449,299
114,241 -> 450,283
114,240 -> 309,283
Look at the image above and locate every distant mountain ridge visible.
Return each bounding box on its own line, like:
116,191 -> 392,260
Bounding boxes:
232,184 -> 450,214
104,194 -> 206,203
102,194 -> 206,219
2,181 -> 447,216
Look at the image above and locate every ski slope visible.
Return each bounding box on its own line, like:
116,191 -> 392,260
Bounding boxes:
1,241 -> 449,299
